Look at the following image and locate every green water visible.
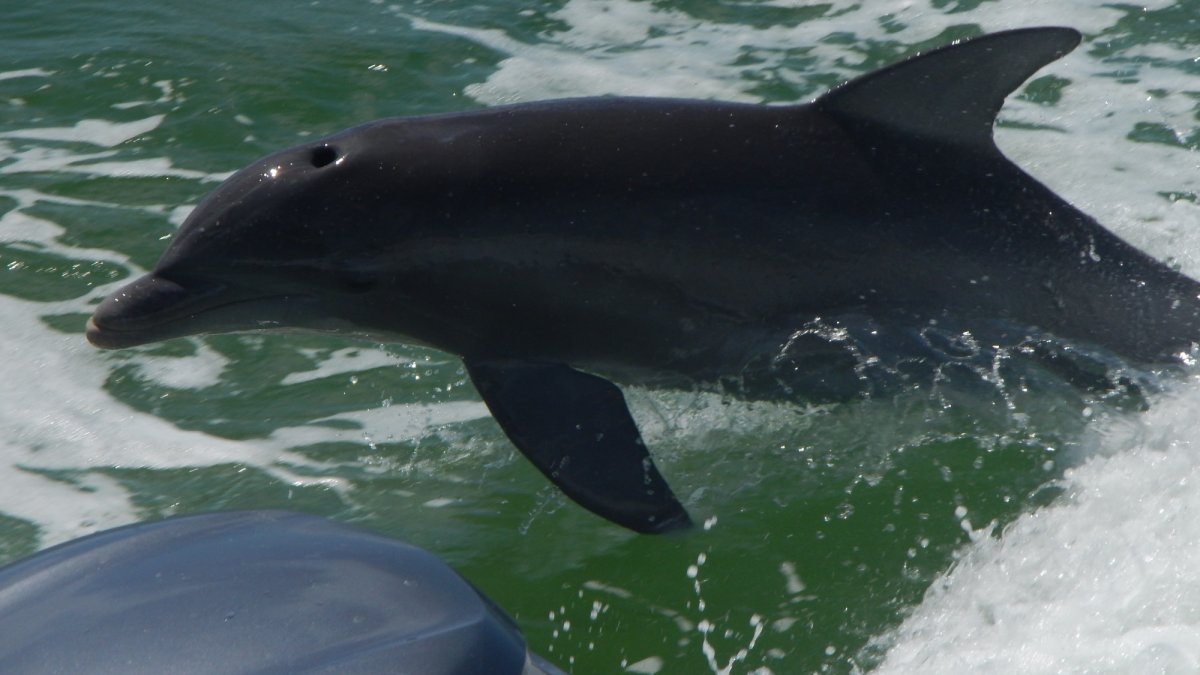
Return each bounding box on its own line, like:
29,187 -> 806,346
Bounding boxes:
1,2 -> 1197,672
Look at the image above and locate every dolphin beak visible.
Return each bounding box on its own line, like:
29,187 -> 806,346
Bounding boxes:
86,274 -> 223,349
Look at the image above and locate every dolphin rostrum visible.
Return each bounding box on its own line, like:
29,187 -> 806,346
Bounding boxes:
87,28 -> 1200,533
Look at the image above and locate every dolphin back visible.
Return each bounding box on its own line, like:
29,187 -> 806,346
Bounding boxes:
811,27 -> 1200,363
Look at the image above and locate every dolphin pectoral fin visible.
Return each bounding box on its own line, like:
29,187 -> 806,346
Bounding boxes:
464,359 -> 692,534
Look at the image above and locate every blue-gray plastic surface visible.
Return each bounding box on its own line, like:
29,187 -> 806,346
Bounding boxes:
0,510 -> 562,674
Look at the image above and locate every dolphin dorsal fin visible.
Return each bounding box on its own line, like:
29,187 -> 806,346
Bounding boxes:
816,27 -> 1082,151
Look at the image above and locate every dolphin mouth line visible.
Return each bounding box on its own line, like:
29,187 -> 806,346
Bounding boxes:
86,293 -> 296,349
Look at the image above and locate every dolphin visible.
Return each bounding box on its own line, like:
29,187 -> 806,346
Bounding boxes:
86,28 -> 1200,533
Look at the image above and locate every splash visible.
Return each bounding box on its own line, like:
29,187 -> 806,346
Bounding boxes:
867,376 -> 1200,673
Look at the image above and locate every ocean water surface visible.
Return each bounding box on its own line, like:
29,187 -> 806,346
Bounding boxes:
1,1 -> 1198,673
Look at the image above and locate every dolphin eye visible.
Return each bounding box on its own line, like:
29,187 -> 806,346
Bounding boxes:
310,145 -> 339,168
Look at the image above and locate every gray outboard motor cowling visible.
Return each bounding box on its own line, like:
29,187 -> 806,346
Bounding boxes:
0,510 -> 563,674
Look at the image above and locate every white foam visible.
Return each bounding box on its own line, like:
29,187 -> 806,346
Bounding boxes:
51,158 -> 219,181
0,188 -> 160,269
0,115 -> 164,147
869,378 -> 1200,674
1,147 -> 221,182
0,147 -> 117,174
408,5 -> 825,104
0,292 -> 335,546
994,38 -> 1200,274
625,656 -> 664,673
0,68 -> 53,82
130,343 -> 230,390
280,346 -> 407,385
269,401 -> 488,453
0,139 -> 227,184
407,0 -> 1143,105
111,81 -> 185,111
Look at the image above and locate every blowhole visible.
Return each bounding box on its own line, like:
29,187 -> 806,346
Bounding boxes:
311,145 -> 339,168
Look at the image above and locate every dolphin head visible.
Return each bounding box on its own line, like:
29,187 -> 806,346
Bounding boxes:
87,133 -> 418,350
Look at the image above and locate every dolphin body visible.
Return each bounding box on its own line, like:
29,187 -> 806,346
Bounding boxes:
87,28 -> 1200,533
